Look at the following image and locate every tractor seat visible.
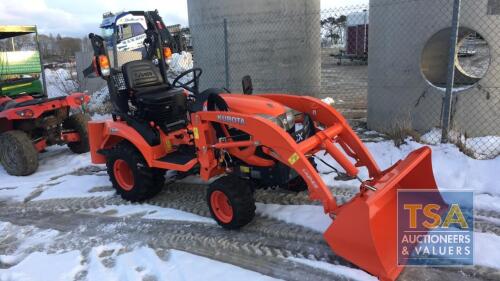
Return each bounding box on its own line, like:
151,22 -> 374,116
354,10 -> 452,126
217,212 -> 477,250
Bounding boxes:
122,60 -> 172,97
121,60 -> 187,132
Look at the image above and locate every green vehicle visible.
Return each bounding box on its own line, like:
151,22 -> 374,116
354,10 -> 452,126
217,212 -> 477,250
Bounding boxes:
0,25 -> 47,98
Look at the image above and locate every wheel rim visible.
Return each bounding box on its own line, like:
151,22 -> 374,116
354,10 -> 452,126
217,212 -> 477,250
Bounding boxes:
210,190 -> 233,223
113,159 -> 134,191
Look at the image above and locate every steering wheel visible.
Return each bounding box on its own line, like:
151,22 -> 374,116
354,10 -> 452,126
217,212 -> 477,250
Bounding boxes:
172,68 -> 203,94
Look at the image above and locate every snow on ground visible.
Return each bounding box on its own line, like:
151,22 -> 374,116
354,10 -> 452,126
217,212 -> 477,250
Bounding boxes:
256,203 -> 330,233
86,86 -> 111,114
0,251 -> 84,281
0,126 -> 499,279
316,139 -> 500,211
0,236 -> 278,281
321,97 -> 336,106
421,128 -> 500,160
44,68 -> 78,98
89,113 -> 112,121
0,222 -> 60,265
32,174 -> 113,201
474,232 -> 500,268
86,245 -> 278,281
289,258 -> 377,281
83,204 -> 214,224
258,202 -> 500,270
1,133 -> 498,212
0,146 -> 93,201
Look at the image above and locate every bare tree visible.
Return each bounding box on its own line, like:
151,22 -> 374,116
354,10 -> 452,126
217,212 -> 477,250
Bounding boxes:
321,15 -> 347,45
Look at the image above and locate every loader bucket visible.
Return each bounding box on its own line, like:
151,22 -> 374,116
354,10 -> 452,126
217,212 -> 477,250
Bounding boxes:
324,147 -> 439,281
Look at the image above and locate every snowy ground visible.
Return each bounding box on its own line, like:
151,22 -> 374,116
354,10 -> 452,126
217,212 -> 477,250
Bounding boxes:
0,126 -> 499,280
3,62 -> 498,280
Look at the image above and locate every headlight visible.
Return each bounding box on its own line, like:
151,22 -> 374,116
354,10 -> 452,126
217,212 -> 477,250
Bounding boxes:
284,107 -> 295,130
258,107 -> 295,131
257,114 -> 283,128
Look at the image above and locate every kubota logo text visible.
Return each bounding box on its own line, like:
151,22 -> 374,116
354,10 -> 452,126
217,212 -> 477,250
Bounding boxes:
217,115 -> 245,125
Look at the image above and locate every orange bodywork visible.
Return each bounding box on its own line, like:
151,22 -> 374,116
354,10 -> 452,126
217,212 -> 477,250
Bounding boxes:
0,93 -> 89,120
88,93 -> 438,280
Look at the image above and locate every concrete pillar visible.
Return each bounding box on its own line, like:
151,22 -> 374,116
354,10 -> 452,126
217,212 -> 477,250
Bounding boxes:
187,0 -> 321,96
368,0 -> 499,137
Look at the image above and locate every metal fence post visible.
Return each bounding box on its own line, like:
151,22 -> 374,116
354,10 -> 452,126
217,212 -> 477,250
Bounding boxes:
223,18 -> 230,90
35,28 -> 48,97
441,0 -> 462,143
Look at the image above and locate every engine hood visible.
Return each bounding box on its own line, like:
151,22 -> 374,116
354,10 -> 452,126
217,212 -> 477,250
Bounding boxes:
219,94 -> 287,117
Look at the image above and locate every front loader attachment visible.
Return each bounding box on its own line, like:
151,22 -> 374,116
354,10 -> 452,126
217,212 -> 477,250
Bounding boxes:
324,147 -> 438,281
195,94 -> 442,281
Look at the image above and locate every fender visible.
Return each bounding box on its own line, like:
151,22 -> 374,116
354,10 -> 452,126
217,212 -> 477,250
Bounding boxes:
0,93 -> 90,120
88,120 -> 166,165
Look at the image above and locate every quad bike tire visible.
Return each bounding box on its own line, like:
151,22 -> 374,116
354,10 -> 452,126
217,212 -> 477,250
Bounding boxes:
63,113 -> 91,154
106,142 -> 165,202
0,130 -> 38,176
207,176 -> 256,229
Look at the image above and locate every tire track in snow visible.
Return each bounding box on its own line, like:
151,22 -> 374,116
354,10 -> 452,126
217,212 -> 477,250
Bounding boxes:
0,209 -> 353,281
6,179 -> 500,237
1,202 -> 498,281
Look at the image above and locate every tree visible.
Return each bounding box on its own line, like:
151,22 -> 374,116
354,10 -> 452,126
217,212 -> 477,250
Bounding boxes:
321,15 -> 347,46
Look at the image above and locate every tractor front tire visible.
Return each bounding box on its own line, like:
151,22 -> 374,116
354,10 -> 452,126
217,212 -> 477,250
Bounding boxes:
106,142 -> 165,202
0,130 -> 38,176
207,176 -> 256,229
63,113 -> 90,154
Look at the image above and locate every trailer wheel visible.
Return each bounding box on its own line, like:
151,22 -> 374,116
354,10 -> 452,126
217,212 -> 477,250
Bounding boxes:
207,176 -> 255,229
106,142 -> 165,202
63,113 -> 90,154
0,130 -> 38,176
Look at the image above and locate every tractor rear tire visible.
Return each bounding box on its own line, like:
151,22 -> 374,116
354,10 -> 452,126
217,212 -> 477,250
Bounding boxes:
106,142 -> 165,202
0,130 -> 38,176
63,113 -> 91,154
207,176 -> 256,229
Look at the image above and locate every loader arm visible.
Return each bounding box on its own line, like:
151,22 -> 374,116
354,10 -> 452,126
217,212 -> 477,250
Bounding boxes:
193,96 -> 439,281
192,95 -> 387,214
192,110 -> 339,212
262,94 -> 381,179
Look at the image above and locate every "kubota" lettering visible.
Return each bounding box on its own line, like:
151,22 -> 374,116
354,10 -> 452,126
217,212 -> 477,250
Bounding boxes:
217,115 -> 245,125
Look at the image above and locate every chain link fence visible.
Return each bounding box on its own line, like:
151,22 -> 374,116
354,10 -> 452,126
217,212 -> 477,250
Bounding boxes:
188,0 -> 499,159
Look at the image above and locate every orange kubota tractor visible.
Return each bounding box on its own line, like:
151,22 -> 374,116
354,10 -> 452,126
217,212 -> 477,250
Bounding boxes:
86,10 -> 439,281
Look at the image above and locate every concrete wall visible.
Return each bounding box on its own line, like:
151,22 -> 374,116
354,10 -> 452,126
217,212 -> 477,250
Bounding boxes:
368,0 -> 500,137
187,0 -> 321,96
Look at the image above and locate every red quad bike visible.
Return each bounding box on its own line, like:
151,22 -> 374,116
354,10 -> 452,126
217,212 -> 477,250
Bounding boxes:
87,10 -> 442,281
0,93 -> 91,176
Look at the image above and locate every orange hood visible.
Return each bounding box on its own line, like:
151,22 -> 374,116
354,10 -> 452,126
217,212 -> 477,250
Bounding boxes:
220,94 -> 287,117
